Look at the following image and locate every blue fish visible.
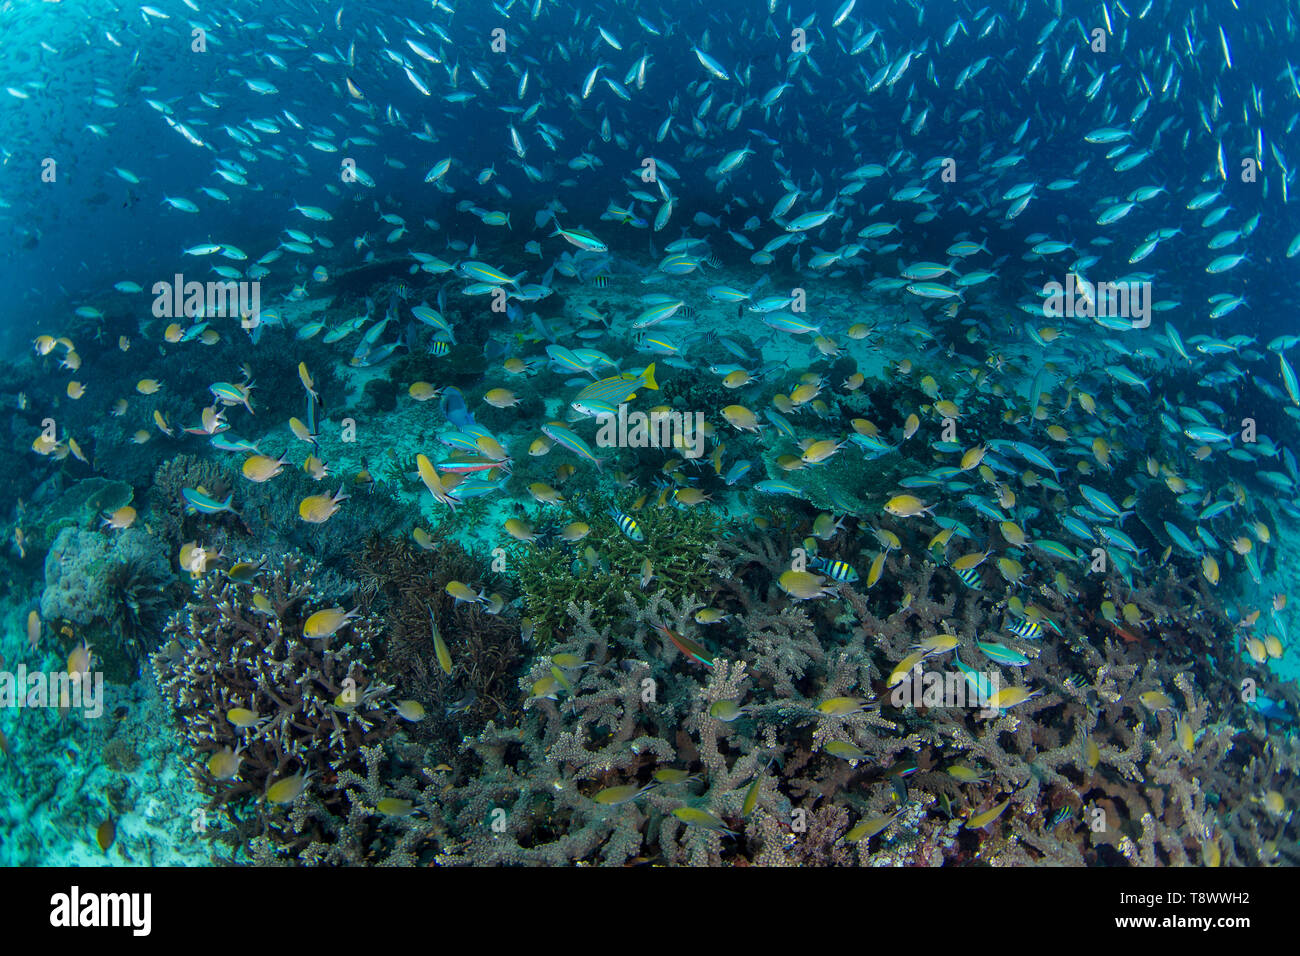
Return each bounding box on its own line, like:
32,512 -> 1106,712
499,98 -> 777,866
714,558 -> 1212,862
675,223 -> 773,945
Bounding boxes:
723,460 -> 752,485
182,488 -> 236,515
1250,694 -> 1293,723
441,386 -> 475,428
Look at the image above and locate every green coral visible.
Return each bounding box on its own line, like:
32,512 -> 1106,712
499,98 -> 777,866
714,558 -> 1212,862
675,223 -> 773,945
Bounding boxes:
515,495 -> 732,644
34,477 -> 133,546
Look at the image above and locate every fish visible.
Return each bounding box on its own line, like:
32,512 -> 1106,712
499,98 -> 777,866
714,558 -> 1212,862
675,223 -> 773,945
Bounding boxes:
976,641 -> 1032,667
96,818 -> 116,853
671,806 -> 735,835
966,799 -> 1012,830
653,624 -> 714,668
302,607 -> 360,640
593,784 -> 655,806
608,507 -> 644,542
847,811 -> 898,843
778,570 -> 834,600
298,486 -> 348,523
266,771 -> 311,805
571,364 -> 658,417
541,422 -> 606,469
431,611 -> 453,676
182,488 -> 235,515
550,219 -> 607,253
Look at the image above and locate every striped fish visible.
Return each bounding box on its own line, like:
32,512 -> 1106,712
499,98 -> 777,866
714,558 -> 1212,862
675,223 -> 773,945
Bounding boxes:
437,456 -> 505,475
1032,539 -> 1078,561
210,381 -> 254,414
609,507 -> 644,541
955,565 -> 982,589
182,487 -> 235,514
1079,484 -> 1130,523
976,641 -> 1031,667
541,422 -> 605,469
572,364 -> 658,413
654,624 -> 713,667
1006,618 -> 1044,640
812,557 -> 859,583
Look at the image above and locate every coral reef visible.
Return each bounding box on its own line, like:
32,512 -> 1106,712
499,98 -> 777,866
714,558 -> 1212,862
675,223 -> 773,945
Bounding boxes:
352,530 -> 523,733
516,497 -> 731,645
418,517 -> 1300,866
148,454 -> 236,546
239,470 -> 407,570
40,525 -> 178,681
151,553 -> 406,861
29,476 -> 134,552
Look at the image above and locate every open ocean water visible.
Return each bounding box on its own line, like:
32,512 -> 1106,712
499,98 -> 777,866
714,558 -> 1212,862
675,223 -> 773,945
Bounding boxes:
0,0 -> 1296,869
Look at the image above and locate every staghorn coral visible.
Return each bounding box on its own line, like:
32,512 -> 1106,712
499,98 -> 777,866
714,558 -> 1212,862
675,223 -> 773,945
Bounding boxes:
248,742 -> 447,866
116,435 -> 1297,870
515,497 -> 732,645
423,507 -> 1299,867
151,552 -> 406,862
351,530 -> 523,732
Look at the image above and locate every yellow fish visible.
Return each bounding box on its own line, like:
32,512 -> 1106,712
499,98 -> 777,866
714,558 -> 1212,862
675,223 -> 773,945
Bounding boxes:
298,486 -> 348,523
298,361 -> 318,400
1139,689 -> 1174,711
965,798 -> 1011,830
266,771 -> 311,805
302,607 -> 360,639
883,494 -> 931,517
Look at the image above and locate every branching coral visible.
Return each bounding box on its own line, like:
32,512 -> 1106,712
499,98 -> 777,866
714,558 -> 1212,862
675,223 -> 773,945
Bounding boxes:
424,509 -> 1299,867
515,497 -> 732,644
141,445 -> 1297,869
352,530 -> 522,731
151,552 -> 404,861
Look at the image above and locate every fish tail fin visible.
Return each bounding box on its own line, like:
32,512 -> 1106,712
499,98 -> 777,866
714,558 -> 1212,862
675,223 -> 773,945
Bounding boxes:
642,362 -> 659,390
